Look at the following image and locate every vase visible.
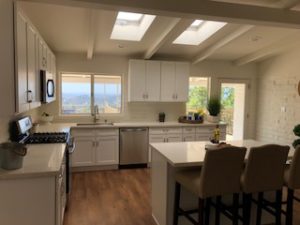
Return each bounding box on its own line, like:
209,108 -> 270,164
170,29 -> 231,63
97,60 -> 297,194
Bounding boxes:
207,114 -> 220,123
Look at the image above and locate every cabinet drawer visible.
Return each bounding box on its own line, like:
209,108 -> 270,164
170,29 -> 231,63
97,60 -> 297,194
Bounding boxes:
182,127 -> 196,134
182,134 -> 196,142
95,129 -> 119,136
196,134 -> 210,141
166,134 -> 182,143
196,126 -> 214,134
149,127 -> 182,134
71,128 -> 95,137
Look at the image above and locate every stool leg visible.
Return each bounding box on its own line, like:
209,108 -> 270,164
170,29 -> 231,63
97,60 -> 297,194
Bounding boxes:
205,198 -> 211,225
233,193 -> 239,225
286,188 -> 294,225
275,189 -> 282,225
243,193 -> 252,225
256,192 -> 263,225
199,198 -> 204,225
173,182 -> 181,225
215,196 -> 221,225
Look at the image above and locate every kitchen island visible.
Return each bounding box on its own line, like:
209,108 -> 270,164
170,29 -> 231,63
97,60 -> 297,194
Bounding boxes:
150,140 -> 293,225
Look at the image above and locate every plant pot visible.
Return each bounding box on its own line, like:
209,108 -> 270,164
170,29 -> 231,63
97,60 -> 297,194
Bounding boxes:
40,115 -> 54,124
207,114 -> 220,123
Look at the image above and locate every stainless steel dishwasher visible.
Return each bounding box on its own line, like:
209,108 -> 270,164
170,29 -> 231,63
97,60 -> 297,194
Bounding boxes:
120,127 -> 149,166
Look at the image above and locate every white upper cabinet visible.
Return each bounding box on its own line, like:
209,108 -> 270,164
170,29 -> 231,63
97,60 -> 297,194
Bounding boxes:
175,62 -> 189,101
14,7 -> 56,113
15,11 -> 29,113
161,61 -> 190,102
128,60 -> 189,102
161,62 -> 176,101
128,60 -> 161,102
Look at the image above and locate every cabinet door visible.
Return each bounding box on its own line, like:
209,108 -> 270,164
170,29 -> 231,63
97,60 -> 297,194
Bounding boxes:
39,40 -> 47,70
145,61 -> 160,101
27,24 -> 41,109
72,137 -> 95,167
95,136 -> 119,165
15,12 -> 29,113
128,60 -> 146,101
47,49 -> 52,73
166,134 -> 182,143
51,53 -> 56,77
175,62 -> 189,102
161,62 -> 176,101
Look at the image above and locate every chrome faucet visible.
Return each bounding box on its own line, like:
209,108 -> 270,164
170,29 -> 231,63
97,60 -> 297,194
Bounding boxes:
93,105 -> 100,123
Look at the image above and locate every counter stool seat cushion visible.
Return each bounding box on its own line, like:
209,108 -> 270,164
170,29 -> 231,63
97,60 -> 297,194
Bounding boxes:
175,169 -> 201,197
285,147 -> 300,190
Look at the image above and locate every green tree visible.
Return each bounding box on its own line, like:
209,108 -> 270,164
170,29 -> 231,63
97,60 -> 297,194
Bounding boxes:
221,87 -> 234,109
187,86 -> 208,111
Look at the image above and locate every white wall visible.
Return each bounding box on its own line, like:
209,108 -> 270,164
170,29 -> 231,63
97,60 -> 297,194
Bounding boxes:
256,47 -> 300,145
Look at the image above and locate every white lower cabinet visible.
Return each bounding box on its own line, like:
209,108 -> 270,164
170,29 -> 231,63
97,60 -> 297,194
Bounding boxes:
95,136 -> 119,165
71,128 -> 119,168
72,136 -> 94,167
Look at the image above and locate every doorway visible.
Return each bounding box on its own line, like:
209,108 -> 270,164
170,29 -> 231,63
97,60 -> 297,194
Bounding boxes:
219,80 -> 249,140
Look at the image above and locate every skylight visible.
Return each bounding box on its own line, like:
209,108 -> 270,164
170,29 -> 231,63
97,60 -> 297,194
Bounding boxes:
173,20 -> 227,46
111,11 -> 156,41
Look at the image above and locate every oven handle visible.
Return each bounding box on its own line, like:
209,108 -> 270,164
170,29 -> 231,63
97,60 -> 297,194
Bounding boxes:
68,138 -> 76,154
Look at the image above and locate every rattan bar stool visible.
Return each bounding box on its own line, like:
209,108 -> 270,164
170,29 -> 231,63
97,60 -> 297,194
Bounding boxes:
173,146 -> 247,225
240,144 -> 289,225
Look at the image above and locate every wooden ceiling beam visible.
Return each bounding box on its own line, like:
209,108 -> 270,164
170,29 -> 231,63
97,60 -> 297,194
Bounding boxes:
234,32 -> 300,65
192,25 -> 254,64
87,9 -> 97,60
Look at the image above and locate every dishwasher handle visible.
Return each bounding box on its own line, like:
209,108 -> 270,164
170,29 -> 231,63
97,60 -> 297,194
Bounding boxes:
120,128 -> 148,132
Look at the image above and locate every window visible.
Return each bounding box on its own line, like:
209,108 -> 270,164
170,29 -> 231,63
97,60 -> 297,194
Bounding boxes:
186,77 -> 209,113
61,73 -> 122,115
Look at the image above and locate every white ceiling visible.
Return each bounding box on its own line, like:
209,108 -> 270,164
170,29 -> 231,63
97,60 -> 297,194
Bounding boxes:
20,1 -> 300,64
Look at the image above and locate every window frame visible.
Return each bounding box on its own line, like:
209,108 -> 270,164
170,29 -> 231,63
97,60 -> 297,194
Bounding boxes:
59,72 -> 123,117
186,76 -> 210,113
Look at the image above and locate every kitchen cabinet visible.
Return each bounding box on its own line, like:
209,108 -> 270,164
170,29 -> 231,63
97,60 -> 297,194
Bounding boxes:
71,128 -> 119,168
0,157 -> 66,225
128,60 -> 160,102
14,7 -> 56,113
72,136 -> 95,167
95,136 -> 119,165
161,62 -> 189,102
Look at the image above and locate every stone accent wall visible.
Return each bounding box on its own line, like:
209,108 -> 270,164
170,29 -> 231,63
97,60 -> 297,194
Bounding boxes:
256,48 -> 300,145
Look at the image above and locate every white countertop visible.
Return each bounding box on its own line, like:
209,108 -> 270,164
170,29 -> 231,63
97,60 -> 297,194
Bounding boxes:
0,143 -> 66,179
150,139 -> 293,167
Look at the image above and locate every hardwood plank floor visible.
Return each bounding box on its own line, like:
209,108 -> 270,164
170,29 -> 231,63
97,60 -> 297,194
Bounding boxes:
63,169 -> 157,225
64,169 -> 300,225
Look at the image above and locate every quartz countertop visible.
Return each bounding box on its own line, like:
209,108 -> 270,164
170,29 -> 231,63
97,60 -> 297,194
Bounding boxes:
0,143 -> 66,179
150,139 -> 293,167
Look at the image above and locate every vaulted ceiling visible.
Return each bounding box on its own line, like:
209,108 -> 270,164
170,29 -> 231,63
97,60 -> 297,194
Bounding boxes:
19,0 -> 300,65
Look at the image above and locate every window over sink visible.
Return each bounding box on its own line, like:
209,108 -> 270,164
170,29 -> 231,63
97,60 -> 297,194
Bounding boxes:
61,73 -> 122,115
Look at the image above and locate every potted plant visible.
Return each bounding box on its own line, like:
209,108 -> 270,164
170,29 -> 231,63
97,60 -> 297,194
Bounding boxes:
293,124 -> 300,148
206,97 -> 221,123
40,112 -> 54,124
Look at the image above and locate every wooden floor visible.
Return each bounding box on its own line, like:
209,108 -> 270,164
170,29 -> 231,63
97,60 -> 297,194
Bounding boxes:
64,169 -> 300,225
63,169 -> 157,225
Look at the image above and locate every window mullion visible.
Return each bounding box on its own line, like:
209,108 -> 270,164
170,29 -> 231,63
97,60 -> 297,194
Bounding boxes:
91,74 -> 95,115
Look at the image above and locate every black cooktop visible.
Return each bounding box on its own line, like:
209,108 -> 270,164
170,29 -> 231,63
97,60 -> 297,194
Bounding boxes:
24,132 -> 68,144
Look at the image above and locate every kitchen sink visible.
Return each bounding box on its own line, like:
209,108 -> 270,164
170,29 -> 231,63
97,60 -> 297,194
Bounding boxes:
77,122 -> 114,126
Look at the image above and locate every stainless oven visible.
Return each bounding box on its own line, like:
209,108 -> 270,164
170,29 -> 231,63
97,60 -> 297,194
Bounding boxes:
41,70 -> 55,103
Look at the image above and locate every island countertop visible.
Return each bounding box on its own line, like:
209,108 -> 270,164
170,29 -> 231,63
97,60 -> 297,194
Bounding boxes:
150,139 -> 293,167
